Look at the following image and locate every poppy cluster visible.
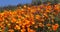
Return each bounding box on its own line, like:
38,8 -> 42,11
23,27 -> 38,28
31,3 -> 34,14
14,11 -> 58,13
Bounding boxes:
0,3 -> 60,32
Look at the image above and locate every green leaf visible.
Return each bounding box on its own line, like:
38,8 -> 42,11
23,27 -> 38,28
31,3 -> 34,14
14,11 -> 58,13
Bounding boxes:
4,26 -> 8,32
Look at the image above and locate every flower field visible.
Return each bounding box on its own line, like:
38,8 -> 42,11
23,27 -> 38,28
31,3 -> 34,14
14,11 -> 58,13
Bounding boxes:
0,3 -> 60,32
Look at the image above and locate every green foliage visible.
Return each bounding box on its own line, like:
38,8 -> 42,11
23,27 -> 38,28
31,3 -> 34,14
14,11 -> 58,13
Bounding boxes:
4,26 -> 8,32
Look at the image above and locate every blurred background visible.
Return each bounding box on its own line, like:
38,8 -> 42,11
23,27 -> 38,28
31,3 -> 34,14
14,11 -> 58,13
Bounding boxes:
0,0 -> 32,7
0,0 -> 60,7
0,0 -> 60,11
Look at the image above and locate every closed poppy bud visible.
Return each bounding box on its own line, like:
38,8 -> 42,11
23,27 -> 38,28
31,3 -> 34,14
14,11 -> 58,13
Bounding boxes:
24,5 -> 26,8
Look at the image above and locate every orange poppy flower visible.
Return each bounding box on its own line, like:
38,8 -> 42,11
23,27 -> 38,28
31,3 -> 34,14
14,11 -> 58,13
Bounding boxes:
35,15 -> 40,20
21,29 -> 26,32
8,29 -> 14,32
11,18 -> 17,23
27,28 -> 36,32
52,24 -> 59,31
46,23 -> 51,27
14,25 -> 20,30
